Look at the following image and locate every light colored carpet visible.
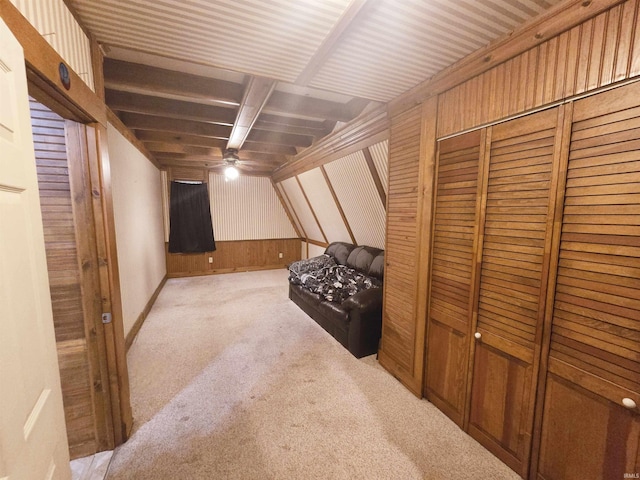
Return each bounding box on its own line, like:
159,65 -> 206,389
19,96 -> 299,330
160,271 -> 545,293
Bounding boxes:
107,269 -> 518,480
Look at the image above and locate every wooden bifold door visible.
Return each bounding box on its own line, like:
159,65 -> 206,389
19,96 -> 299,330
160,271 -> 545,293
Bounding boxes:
425,80 -> 640,479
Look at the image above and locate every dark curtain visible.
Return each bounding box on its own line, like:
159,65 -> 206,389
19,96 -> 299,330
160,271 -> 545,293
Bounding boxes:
168,181 -> 216,253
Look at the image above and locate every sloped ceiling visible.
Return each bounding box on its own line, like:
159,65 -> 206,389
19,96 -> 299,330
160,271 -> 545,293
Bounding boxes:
67,0 -> 563,175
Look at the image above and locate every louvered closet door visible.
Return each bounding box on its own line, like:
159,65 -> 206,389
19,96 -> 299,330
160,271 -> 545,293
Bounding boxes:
468,107 -> 562,476
537,82 -> 640,480
379,105 -> 425,394
425,130 -> 483,426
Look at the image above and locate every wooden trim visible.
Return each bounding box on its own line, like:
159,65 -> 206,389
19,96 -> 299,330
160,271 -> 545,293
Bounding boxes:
305,238 -> 329,249
125,275 -> 168,352
106,108 -> 161,168
320,166 -> 357,245
362,146 -> 386,208
168,264 -> 288,278
87,123 -> 132,443
65,120 -> 115,451
272,106 -> 389,182
295,175 -> 328,244
0,0 -> 106,125
271,178 -> 302,238
90,35 -> 105,102
389,0 -> 626,116
412,96 -> 438,396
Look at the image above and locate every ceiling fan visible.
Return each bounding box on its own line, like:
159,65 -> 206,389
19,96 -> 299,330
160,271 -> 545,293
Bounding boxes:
221,148 -> 240,181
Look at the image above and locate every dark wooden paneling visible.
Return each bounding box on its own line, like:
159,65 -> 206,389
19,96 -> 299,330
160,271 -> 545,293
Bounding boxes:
425,129 -> 483,426
166,238 -> 301,277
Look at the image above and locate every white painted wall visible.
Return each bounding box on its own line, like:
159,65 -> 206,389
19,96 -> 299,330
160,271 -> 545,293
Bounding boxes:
108,124 -> 166,336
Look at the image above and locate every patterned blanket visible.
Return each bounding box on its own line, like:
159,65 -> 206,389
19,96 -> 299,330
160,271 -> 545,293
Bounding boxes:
289,255 -> 381,304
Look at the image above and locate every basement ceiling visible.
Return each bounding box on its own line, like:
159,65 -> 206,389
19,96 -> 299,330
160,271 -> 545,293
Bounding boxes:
68,0 -> 563,175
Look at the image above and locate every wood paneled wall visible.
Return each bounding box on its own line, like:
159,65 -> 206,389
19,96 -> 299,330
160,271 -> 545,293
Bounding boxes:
31,99 -> 111,459
166,238 -> 301,278
437,0 -> 640,139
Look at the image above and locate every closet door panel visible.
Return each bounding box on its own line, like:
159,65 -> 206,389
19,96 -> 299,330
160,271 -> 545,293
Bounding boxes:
469,108 -> 561,476
537,80 -> 640,479
538,370 -> 640,480
425,130 -> 482,426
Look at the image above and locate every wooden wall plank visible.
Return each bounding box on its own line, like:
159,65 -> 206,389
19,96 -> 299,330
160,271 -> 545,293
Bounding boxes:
436,0 -> 640,139
165,238 -> 301,277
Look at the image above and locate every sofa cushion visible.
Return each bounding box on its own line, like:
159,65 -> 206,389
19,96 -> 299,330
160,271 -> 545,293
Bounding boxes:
346,246 -> 384,275
368,251 -> 385,280
325,242 -> 356,265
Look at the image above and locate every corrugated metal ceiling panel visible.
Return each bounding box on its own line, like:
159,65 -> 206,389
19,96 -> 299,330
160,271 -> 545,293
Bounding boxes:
276,182 -> 304,237
369,139 -> 388,195
209,174 -> 296,241
70,0 -> 352,83
297,168 -> 352,244
309,0 -> 561,100
324,151 -> 386,249
69,0 -> 562,102
280,177 -> 325,243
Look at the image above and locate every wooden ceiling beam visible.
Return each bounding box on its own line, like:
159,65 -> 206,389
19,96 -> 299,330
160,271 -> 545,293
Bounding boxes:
226,76 -> 276,150
134,131 -> 227,150
104,58 -> 244,106
119,112 -> 231,139
252,118 -> 331,138
154,151 -> 285,165
106,90 -> 236,125
156,157 -> 274,176
264,91 -> 368,123
295,0 -> 379,86
240,141 -> 298,156
246,128 -> 313,148
144,142 -> 217,156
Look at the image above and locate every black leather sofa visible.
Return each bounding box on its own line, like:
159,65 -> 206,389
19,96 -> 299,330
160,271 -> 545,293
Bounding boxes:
288,242 -> 384,358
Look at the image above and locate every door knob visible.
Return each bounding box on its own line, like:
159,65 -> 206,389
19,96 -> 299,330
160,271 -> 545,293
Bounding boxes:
622,398 -> 637,409
474,332 -> 481,340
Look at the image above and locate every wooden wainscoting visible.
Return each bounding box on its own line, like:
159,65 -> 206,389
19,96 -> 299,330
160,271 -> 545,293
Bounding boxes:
166,238 -> 301,277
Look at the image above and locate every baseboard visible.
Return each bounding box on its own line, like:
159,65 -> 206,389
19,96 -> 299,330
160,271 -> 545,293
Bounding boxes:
167,264 -> 288,278
125,275 -> 168,352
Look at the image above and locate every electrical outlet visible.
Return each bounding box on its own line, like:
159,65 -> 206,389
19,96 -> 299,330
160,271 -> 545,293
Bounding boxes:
278,252 -> 283,259
208,256 -> 213,264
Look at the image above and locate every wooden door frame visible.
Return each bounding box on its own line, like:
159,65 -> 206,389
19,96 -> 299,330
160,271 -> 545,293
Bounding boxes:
1,0 -> 132,447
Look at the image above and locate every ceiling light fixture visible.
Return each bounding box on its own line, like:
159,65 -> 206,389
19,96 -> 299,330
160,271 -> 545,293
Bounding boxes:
222,148 -> 240,181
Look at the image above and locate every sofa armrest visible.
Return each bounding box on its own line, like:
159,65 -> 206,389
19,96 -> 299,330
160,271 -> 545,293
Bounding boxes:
342,288 -> 382,314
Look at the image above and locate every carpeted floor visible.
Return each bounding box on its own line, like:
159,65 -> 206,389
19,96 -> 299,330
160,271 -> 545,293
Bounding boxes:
106,269 -> 518,480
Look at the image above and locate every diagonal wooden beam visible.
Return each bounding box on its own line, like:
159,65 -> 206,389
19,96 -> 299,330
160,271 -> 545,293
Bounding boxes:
362,146 -> 386,208
103,58 -> 244,106
106,90 -> 236,125
226,76 -> 276,150
295,0 -> 379,86
119,112 -> 231,139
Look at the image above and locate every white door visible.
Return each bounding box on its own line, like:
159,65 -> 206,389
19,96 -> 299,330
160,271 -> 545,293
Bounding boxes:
0,18 -> 71,480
